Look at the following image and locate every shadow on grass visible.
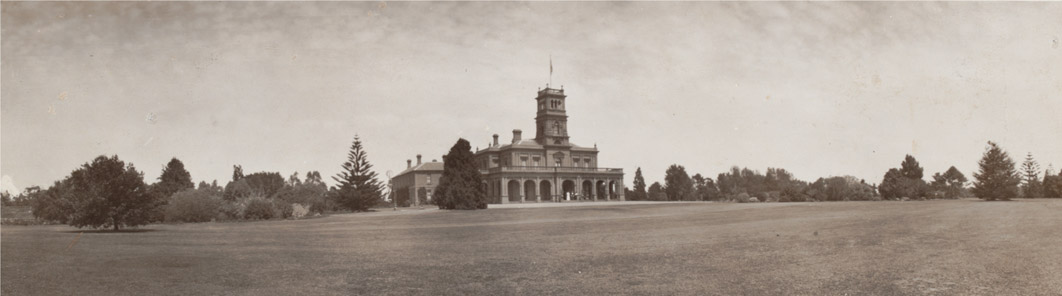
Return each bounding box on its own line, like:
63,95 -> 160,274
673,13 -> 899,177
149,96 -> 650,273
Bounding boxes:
60,228 -> 160,234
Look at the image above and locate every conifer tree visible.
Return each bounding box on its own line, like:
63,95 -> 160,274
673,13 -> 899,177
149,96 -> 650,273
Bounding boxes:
434,138 -> 487,210
332,135 -> 384,212
632,167 -> 647,201
1020,152 -> 1042,198
972,141 -> 1020,201
154,157 -> 194,199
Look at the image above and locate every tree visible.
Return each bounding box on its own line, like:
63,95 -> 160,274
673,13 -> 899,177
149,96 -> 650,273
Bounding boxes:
242,172 -> 286,198
900,155 -> 924,180
972,141 -> 1021,201
1044,173 -> 1062,199
879,168 -> 904,200
153,157 -> 194,199
305,171 -> 324,186
1020,153 -> 1042,198
434,138 -> 487,210
880,155 -> 928,200
232,165 -> 244,182
288,171 -> 302,186
664,164 -> 694,201
332,135 -> 384,212
631,167 -> 647,201
648,182 -> 667,201
45,155 -> 160,230
692,174 -> 719,201
930,166 -> 968,199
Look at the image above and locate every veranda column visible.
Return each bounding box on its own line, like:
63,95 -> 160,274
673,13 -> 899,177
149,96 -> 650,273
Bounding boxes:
591,180 -> 598,201
518,179 -> 526,203
500,177 -> 509,204
535,179 -> 542,202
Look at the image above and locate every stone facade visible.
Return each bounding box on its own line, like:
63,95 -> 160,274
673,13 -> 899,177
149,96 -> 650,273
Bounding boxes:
474,87 -> 625,203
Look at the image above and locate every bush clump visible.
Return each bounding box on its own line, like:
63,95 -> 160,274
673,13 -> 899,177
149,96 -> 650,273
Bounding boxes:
164,188 -> 222,223
242,197 -> 276,220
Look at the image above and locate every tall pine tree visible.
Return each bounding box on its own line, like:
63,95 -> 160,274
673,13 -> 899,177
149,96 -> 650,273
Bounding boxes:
973,141 -> 1020,201
632,167 -> 647,201
434,138 -> 487,210
1020,152 -> 1042,198
332,135 -> 384,212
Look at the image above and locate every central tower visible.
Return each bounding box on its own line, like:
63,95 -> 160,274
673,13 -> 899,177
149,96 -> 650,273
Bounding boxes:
534,87 -> 569,146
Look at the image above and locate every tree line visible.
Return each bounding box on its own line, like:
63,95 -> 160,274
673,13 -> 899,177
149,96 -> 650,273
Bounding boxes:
624,141 -> 1062,202
4,135 -> 386,230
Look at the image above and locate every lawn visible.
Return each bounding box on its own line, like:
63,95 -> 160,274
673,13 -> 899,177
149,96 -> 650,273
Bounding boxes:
3,199 -> 1062,295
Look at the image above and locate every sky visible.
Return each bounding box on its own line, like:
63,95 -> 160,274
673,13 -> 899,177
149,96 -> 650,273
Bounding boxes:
2,2 -> 1061,194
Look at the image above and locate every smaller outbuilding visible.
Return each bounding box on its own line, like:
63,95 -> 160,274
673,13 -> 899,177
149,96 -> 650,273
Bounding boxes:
391,154 -> 443,207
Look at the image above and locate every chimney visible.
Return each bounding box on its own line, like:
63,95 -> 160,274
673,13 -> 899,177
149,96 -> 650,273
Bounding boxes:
407,159 -> 412,168
432,159 -> 437,163
512,129 -> 522,144
492,134 -> 499,146
417,154 -> 422,165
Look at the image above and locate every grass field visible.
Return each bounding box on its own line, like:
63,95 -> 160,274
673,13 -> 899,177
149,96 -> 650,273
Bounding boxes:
3,199 -> 1062,295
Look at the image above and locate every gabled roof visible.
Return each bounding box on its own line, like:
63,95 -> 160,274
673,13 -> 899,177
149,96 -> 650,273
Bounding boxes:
394,161 -> 444,178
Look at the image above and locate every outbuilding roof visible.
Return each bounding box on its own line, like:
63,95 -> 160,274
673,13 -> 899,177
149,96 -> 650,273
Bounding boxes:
394,161 -> 444,178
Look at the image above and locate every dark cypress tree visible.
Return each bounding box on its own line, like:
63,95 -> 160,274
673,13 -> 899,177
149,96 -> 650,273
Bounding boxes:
632,167 -> 647,201
434,138 -> 487,210
332,135 -> 384,212
972,141 -> 1020,201
154,157 -> 194,199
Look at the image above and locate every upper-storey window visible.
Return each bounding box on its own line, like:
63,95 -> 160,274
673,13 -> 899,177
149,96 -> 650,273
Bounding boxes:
426,175 -> 432,185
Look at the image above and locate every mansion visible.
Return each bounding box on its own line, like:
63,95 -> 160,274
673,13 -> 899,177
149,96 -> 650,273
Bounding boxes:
474,86 -> 625,203
391,85 -> 625,205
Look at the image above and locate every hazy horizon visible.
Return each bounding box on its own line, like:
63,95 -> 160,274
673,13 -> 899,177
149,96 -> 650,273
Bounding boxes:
3,2 -> 1061,194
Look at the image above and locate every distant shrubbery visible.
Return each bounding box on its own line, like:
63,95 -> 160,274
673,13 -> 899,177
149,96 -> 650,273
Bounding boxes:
634,154 -> 977,203
164,188 -> 223,223
14,135 -> 395,228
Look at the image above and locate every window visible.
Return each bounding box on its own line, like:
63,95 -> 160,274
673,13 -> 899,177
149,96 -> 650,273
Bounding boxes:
426,175 -> 432,185
533,156 -> 540,166
427,190 -> 432,200
521,156 -> 528,166
555,158 -> 562,167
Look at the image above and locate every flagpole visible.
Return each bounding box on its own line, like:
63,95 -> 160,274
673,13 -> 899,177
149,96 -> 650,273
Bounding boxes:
549,55 -> 553,88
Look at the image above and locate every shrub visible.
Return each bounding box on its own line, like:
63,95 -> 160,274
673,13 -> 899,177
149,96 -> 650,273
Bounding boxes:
164,188 -> 222,223
292,203 -> 311,219
275,183 -> 329,215
243,197 -> 276,220
218,201 -> 243,221
272,198 -> 293,219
